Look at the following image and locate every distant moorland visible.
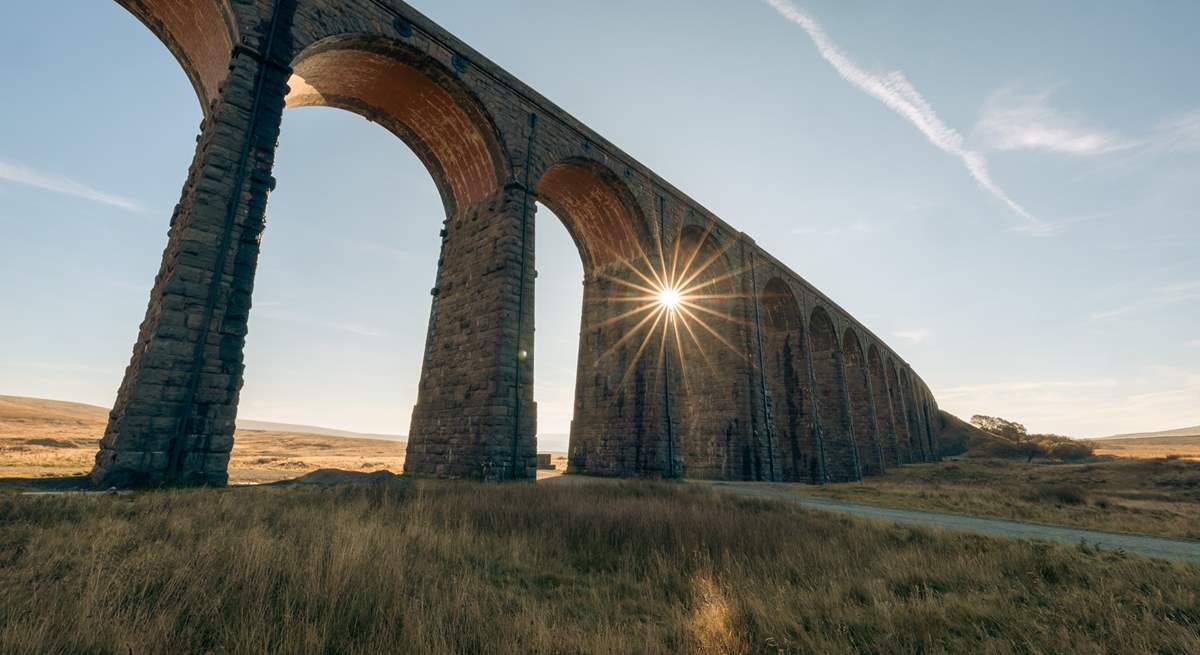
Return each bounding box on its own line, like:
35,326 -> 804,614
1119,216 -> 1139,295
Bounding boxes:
0,395 -> 565,483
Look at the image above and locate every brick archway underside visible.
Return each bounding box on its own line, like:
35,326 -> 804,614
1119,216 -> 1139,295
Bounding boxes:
119,0 -> 233,109
286,45 -> 501,215
536,161 -> 648,272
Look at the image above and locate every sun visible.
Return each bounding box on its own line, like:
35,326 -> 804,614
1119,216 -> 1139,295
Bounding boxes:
585,225 -> 749,399
657,286 -> 683,312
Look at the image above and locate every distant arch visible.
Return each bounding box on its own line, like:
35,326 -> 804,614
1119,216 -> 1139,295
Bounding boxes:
867,345 -> 900,467
116,0 -> 236,113
886,359 -> 914,463
899,371 -> 927,461
916,385 -> 938,459
842,329 -> 883,476
286,34 -> 509,217
760,278 -> 821,482
809,306 -> 859,481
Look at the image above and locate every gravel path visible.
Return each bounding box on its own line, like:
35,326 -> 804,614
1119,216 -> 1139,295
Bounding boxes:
708,481 -> 1200,564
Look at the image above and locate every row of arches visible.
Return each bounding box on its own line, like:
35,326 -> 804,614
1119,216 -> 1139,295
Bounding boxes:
760,279 -> 939,483
87,0 -> 940,486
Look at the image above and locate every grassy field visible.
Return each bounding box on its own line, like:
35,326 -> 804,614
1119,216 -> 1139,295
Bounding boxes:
1,480 -> 1197,654
0,396 -> 566,482
805,456 -> 1200,541
795,411 -> 1200,541
1093,436 -> 1200,461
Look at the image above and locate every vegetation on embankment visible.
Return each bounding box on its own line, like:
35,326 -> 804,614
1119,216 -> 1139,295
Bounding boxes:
806,412 -> 1200,541
1,481 -> 1198,654
807,456 -> 1200,540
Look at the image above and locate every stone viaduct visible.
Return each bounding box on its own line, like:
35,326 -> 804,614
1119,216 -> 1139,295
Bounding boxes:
89,0 -> 942,487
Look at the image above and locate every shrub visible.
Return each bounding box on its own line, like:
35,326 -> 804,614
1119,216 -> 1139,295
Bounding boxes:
1046,440 -> 1094,462
1025,483 -> 1089,506
970,437 -> 1047,462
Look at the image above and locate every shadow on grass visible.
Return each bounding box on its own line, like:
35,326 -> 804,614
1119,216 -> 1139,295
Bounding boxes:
0,474 -> 91,492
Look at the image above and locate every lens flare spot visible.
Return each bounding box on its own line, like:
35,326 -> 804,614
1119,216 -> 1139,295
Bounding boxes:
658,287 -> 683,311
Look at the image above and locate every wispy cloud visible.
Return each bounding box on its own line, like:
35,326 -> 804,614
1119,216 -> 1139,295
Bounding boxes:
974,89 -> 1134,156
0,158 -> 141,212
763,0 -> 1046,235
1152,110 -> 1200,153
1091,279 -> 1200,320
892,329 -> 931,345
1187,340 -> 1200,348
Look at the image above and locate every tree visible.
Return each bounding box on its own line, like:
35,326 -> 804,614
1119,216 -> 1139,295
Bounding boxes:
970,415 -> 1028,440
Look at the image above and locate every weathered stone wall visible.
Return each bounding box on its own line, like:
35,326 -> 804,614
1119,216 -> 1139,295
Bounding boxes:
867,345 -> 901,468
844,330 -> 884,476
404,186 -> 538,480
91,0 -> 942,487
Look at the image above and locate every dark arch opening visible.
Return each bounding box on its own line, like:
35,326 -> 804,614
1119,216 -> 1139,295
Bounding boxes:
809,306 -> 858,482
286,35 -> 509,217
842,329 -> 882,476
867,345 -> 901,467
116,0 -> 235,112
899,371 -> 928,462
914,384 -> 937,459
886,359 -> 914,463
760,278 -> 820,483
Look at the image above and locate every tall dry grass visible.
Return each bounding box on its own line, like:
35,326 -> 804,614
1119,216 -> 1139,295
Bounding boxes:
1,480 -> 1197,654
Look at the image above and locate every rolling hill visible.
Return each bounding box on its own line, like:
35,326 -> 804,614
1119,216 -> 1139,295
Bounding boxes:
1094,425 -> 1200,440
0,395 -> 568,482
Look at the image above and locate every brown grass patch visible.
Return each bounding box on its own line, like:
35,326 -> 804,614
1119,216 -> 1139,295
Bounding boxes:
1094,436 -> 1200,461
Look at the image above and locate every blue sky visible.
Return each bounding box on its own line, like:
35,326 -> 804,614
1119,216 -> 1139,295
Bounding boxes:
1,1 -> 1197,446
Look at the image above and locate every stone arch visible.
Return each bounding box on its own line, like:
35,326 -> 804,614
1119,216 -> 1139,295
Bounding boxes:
925,389 -> 941,458
916,383 -> 937,459
842,329 -> 883,476
534,159 -> 657,476
886,358 -> 914,463
900,371 -> 928,462
809,307 -> 858,481
116,0 -> 236,113
535,158 -> 653,273
286,34 -> 510,217
672,225 -> 753,480
760,278 -> 821,482
867,344 -> 900,467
